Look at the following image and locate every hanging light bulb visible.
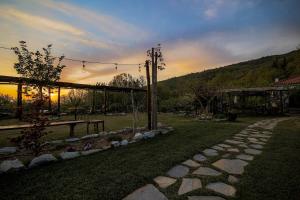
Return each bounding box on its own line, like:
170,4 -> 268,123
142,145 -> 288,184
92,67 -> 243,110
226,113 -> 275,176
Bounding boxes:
82,61 -> 86,68
115,63 -> 118,70
138,64 -> 141,72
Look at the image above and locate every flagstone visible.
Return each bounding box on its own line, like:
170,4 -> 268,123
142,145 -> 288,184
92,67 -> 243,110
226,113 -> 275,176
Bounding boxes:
178,178 -> 202,195
212,159 -> 248,175
238,144 -> 249,148
218,144 -> 231,148
236,154 -> 254,161
206,182 -> 236,197
153,176 -> 177,188
167,165 -> 189,178
228,175 -> 239,184
227,148 -> 239,153
211,146 -> 225,151
123,184 -> 168,200
249,141 -> 266,145
224,140 -> 244,145
203,149 -> 219,157
249,144 -> 263,149
222,153 -> 231,158
193,154 -> 207,162
188,196 -> 226,200
182,159 -> 201,168
244,148 -> 262,155
260,138 -> 268,142
193,167 -> 222,176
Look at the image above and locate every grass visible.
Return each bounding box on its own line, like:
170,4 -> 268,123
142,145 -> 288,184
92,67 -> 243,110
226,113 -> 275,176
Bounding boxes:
0,114 -> 262,200
0,113 -> 148,146
237,117 -> 300,200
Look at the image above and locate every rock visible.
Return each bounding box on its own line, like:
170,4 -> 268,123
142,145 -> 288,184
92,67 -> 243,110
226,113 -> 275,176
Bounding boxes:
83,142 -> 93,151
218,144 -> 231,148
121,140 -> 129,146
0,159 -> 24,173
133,133 -> 143,141
228,175 -> 239,184
193,154 -> 207,162
193,167 -> 222,176
81,149 -> 102,156
227,148 -> 239,153
206,182 -> 236,197
159,129 -> 170,134
178,178 -> 202,195
0,147 -> 17,154
60,151 -> 80,160
182,159 -> 201,168
167,165 -> 189,178
153,176 -> 176,188
212,159 -> 248,175
238,144 -> 249,148
65,138 -> 80,142
188,196 -> 226,200
249,144 -> 263,149
111,141 -> 120,147
244,148 -> 262,155
143,131 -> 155,139
123,184 -> 168,200
211,146 -> 225,151
225,140 -> 244,145
81,134 -> 99,140
50,140 -> 63,144
236,154 -> 254,161
222,153 -> 231,158
203,149 -> 218,157
250,141 -> 266,145
29,154 -> 57,168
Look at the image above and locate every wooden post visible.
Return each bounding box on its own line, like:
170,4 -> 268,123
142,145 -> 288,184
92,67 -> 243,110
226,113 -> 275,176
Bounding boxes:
57,87 -> 61,114
16,83 -> 22,120
131,90 -> 136,134
92,89 -> 95,113
151,48 -> 158,130
104,89 -> 107,115
145,60 -> 152,130
48,87 -> 52,112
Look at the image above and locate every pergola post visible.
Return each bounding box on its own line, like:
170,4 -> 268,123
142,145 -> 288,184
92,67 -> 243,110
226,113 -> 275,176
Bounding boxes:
16,83 -> 23,120
57,87 -> 61,114
145,60 -> 152,130
48,87 -> 52,112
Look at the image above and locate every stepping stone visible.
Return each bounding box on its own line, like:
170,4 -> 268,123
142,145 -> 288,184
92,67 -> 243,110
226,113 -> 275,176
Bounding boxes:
153,176 -> 176,188
206,182 -> 236,197
227,148 -> 239,153
238,144 -> 249,148
244,148 -> 262,155
236,154 -> 254,161
167,165 -> 189,178
228,175 -> 239,184
211,146 -> 225,151
203,149 -> 218,157
182,159 -> 201,168
65,138 -> 80,142
212,159 -> 248,175
218,144 -> 231,148
193,167 -> 222,176
188,196 -> 226,200
224,140 -> 244,145
252,134 -> 271,139
250,141 -> 266,145
178,178 -> 202,195
248,137 -> 258,142
222,153 -> 231,158
260,138 -> 268,142
193,154 -> 207,162
233,137 -> 244,141
249,144 -> 263,149
123,184 -> 168,200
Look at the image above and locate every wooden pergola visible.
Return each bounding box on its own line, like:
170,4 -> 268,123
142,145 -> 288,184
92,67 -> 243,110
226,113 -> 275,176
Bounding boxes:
0,75 -> 147,119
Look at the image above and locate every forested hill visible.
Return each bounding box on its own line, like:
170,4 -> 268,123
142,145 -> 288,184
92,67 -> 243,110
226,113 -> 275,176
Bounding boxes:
157,49 -> 300,111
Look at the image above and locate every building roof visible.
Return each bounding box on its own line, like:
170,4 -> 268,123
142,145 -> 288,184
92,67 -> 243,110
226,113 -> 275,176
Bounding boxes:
275,75 -> 300,86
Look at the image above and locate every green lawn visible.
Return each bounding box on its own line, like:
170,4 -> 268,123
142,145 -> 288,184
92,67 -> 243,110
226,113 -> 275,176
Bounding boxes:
237,117 -> 300,200
0,113 -> 148,146
0,114 -> 262,200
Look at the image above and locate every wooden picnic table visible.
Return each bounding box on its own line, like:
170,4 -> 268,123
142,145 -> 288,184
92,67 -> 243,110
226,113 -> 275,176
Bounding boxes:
0,120 -> 104,137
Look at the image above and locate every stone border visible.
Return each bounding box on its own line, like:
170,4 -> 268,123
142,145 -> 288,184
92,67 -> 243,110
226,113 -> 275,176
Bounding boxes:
0,126 -> 174,174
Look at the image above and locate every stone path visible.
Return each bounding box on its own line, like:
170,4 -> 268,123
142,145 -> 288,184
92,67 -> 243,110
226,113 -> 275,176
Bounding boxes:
122,118 -> 286,200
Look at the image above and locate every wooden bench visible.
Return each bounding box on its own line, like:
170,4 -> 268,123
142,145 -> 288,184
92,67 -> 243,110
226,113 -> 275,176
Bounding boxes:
0,120 -> 105,137
86,120 -> 104,134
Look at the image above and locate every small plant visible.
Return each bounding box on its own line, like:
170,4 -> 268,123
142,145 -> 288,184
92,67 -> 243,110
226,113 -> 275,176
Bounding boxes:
10,41 -> 65,156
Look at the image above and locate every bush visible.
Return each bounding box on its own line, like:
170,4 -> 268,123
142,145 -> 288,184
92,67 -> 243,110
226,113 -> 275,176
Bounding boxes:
227,113 -> 238,121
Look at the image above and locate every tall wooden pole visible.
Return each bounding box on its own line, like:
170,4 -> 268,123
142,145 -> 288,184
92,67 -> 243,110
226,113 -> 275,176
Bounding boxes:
145,60 -> 152,130
57,87 -> 61,114
151,48 -> 158,130
16,83 -> 22,120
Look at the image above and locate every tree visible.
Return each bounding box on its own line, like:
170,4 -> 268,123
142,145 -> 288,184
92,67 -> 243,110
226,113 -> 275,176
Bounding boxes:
10,41 -> 65,155
64,89 -> 86,120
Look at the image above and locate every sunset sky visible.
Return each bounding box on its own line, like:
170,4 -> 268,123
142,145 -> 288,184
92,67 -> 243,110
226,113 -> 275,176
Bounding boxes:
1,0 -> 300,97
